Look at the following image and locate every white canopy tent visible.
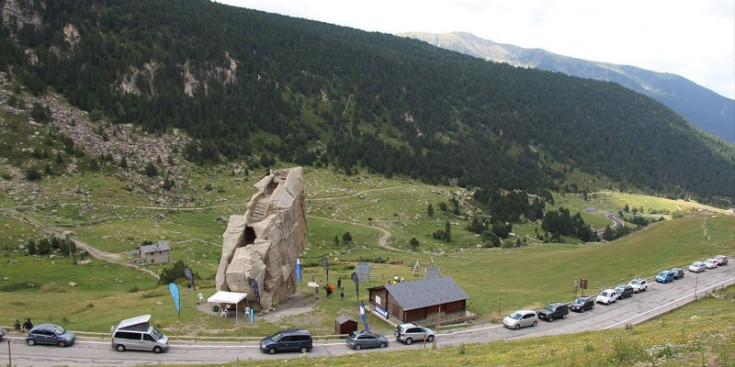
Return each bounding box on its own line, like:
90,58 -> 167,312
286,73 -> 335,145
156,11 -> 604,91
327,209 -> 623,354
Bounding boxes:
207,291 -> 247,325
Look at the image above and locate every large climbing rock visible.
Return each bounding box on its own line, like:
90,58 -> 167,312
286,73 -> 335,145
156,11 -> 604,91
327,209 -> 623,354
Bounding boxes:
215,167 -> 307,311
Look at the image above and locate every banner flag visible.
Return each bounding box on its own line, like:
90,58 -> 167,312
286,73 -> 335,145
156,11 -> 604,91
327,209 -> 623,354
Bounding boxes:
183,266 -> 196,292
321,256 -> 329,283
167,282 -> 180,319
248,278 -> 261,304
351,271 -> 359,299
359,300 -> 370,332
295,258 -> 302,282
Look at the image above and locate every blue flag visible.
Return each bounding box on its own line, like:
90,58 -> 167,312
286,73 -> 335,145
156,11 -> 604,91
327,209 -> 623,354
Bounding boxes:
168,282 -> 180,318
360,300 -> 370,332
295,258 -> 302,282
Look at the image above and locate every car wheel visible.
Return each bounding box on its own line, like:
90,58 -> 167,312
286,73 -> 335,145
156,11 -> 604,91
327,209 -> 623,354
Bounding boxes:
58,341 -> 66,347
355,344 -> 362,350
268,347 -> 276,354
379,342 -> 387,348
532,321 -> 538,327
427,335 -> 435,342
300,346 -> 308,353
27,339 -> 36,346
116,344 -> 125,352
548,316 -> 554,322
405,338 -> 413,345
562,314 -> 567,319
514,324 -> 520,330
153,346 -> 163,354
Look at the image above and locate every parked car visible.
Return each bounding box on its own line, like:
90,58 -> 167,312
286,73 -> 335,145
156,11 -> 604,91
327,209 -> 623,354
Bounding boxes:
346,330 -> 389,350
569,297 -> 595,313
260,330 -> 313,354
0,327 -> 5,341
111,315 -> 168,353
596,289 -> 618,305
394,323 -> 435,344
628,278 -> 648,293
655,270 -> 675,283
714,255 -> 729,266
502,309 -> 538,329
689,261 -> 707,273
537,302 -> 569,322
614,284 -> 634,300
703,259 -> 718,269
25,324 -> 75,347
670,268 -> 685,279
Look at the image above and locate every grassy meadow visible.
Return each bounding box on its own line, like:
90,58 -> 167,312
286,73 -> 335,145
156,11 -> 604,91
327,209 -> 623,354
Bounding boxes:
1,167 -> 733,339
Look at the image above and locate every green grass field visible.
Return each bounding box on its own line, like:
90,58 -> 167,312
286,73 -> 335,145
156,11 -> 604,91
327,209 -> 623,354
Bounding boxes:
1,167 -> 733,339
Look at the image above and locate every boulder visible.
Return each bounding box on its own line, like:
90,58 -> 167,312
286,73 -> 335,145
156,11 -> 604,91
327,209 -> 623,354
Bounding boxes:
215,167 -> 307,311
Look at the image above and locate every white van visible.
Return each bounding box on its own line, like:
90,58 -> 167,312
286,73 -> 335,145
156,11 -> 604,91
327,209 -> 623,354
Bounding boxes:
111,314 -> 169,353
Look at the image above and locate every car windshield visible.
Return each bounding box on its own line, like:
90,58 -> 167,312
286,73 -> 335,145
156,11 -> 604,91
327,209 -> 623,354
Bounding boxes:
348,331 -> 359,338
573,298 -> 585,304
270,332 -> 284,342
52,325 -> 66,335
630,280 -> 640,285
150,327 -> 164,340
544,305 -> 556,311
659,271 -> 668,276
602,291 -> 611,297
509,312 -> 523,320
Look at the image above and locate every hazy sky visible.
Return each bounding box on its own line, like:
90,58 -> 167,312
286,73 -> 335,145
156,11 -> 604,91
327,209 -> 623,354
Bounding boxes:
217,0 -> 735,99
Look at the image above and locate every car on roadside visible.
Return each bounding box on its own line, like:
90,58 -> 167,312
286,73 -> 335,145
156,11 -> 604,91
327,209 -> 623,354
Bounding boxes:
537,302 -> 569,322
689,261 -> 707,273
714,255 -> 728,266
670,268 -> 685,280
703,259 -> 718,269
394,323 -> 435,344
569,297 -> 595,313
628,278 -> 648,293
25,324 -> 75,347
260,329 -> 313,354
346,330 -> 389,350
596,289 -> 618,305
614,284 -> 634,300
0,327 -> 5,341
502,309 -> 538,330
655,270 -> 675,283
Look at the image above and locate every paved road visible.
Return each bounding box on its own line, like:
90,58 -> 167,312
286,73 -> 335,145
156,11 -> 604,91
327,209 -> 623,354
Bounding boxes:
2,264 -> 733,367
595,211 -> 625,237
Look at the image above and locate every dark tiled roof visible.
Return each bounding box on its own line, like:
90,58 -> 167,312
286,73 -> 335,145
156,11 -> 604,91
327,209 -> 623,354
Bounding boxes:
336,315 -> 356,324
386,276 -> 469,311
139,242 -> 170,254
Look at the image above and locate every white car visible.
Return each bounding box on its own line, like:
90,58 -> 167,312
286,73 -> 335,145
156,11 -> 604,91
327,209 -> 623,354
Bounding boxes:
688,261 -> 706,273
628,278 -> 648,293
703,259 -> 718,269
596,289 -> 618,305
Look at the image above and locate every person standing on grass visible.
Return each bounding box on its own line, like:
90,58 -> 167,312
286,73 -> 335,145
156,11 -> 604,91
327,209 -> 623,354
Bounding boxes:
23,318 -> 33,332
340,288 -> 345,300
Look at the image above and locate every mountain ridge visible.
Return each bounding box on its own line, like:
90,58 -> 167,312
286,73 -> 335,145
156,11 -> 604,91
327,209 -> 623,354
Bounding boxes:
400,31 -> 734,143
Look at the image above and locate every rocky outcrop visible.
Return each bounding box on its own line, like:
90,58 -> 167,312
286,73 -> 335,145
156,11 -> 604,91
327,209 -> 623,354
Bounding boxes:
215,167 -> 307,311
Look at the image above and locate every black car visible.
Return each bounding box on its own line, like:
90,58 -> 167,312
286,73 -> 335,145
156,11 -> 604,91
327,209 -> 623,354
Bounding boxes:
536,302 -> 569,322
614,284 -> 634,300
569,297 -> 595,312
670,268 -> 685,280
0,327 -> 6,341
259,330 -> 312,354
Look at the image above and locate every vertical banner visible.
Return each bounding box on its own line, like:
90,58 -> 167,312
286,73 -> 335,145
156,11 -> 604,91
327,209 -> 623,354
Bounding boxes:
183,266 -> 196,293
321,256 -> 329,284
248,278 -> 261,305
249,307 -> 254,325
351,271 -> 359,300
167,282 -> 180,320
295,258 -> 302,282
359,300 -> 370,332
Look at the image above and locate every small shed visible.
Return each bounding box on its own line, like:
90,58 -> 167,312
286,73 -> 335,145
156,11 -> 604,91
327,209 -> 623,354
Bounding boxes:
137,241 -> 170,265
335,315 -> 358,334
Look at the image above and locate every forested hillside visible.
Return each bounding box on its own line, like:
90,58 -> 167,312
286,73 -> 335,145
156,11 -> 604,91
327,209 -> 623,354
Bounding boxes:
1,0 -> 733,205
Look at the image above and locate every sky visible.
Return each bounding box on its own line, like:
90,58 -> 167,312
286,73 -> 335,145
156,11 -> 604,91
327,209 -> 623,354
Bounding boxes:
216,0 -> 735,99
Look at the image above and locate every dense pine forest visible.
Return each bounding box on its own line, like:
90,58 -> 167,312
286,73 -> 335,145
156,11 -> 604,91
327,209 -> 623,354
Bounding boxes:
1,0 -> 733,207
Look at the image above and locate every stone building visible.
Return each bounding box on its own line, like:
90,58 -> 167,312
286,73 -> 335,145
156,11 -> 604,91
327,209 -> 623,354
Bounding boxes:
137,241 -> 170,265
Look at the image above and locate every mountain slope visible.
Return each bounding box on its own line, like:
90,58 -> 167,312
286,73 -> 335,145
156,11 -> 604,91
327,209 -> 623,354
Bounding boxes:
400,32 -> 735,143
1,0 -> 733,205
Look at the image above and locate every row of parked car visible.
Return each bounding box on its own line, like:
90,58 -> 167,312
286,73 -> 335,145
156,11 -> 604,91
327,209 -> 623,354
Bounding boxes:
503,255 -> 729,330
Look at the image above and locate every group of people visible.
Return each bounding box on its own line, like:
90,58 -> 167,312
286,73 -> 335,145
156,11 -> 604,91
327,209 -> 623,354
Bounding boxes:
317,277 -> 345,300
14,318 -> 33,332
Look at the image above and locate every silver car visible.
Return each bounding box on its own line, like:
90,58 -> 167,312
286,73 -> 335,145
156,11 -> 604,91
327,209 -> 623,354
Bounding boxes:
703,259 -> 718,269
503,309 -> 538,330
689,261 -> 706,273
26,324 -> 75,347
714,255 -> 728,266
394,323 -> 435,344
